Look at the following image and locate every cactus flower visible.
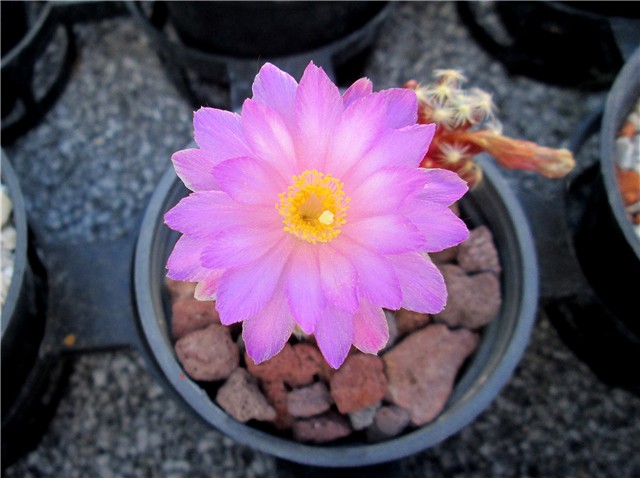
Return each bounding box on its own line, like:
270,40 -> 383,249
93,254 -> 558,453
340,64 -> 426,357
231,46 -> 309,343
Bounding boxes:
165,62 -> 469,368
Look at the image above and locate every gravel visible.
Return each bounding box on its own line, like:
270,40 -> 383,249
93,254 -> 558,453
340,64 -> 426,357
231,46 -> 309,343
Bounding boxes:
3,2 -> 639,477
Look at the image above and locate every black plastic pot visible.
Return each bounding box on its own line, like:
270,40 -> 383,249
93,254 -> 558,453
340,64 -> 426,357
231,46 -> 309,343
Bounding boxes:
134,157 -> 538,467
1,152 -> 71,468
456,1 -> 640,89
165,1 -> 387,58
547,48 -> 640,394
0,2 -> 76,145
569,47 -> 640,335
126,1 -> 392,110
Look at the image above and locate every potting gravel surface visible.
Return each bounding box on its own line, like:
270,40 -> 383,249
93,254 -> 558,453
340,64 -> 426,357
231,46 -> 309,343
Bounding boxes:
3,2 -> 639,477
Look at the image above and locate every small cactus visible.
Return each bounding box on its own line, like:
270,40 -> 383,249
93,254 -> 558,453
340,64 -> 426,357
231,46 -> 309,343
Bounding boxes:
405,71 -> 575,187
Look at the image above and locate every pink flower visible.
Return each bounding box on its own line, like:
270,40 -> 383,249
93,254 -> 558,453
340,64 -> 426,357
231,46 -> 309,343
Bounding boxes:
165,62 -> 469,369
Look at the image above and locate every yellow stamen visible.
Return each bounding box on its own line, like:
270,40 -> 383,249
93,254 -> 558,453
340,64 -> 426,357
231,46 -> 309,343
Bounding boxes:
277,169 -> 350,244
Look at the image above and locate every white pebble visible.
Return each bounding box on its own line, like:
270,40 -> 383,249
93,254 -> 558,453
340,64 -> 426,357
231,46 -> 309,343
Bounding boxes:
0,185 -> 11,228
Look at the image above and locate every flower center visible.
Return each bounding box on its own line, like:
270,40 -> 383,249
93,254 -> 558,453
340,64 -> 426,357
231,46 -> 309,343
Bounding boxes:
277,169 -> 350,244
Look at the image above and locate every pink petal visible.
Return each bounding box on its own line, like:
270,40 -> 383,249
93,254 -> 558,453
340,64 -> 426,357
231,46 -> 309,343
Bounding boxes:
342,214 -> 424,255
172,148 -> 218,192
294,62 -> 343,170
377,88 -> 418,128
251,62 -> 298,129
348,123 -> 435,184
285,243 -> 325,334
215,246 -> 290,325
417,168 -> 469,206
166,235 -> 209,282
194,270 -> 224,301
200,227 -> 283,270
243,292 -> 297,364
352,299 -> 389,354
241,99 -> 298,174
324,91 -> 388,178
314,306 -> 354,369
404,201 -> 470,252
347,166 -> 429,218
318,244 -> 359,314
333,238 -> 402,310
212,156 -> 287,206
390,253 -> 447,314
164,191 -> 275,237
342,77 -> 373,108
193,107 -> 252,161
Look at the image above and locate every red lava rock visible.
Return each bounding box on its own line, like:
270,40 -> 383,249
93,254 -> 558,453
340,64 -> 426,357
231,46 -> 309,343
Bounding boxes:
330,354 -> 387,414
165,277 -> 196,301
383,323 -> 479,426
292,343 -> 324,381
216,369 -> 276,423
292,411 -> 352,443
435,264 -> 501,329
394,308 -> 431,336
366,405 -> 411,442
245,343 -> 316,387
261,380 -> 293,430
175,324 -> 239,381
287,382 -> 332,418
457,225 -> 501,274
171,298 -> 220,340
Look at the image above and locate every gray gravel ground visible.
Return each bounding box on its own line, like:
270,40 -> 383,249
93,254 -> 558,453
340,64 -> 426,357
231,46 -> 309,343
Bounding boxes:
3,2 -> 640,477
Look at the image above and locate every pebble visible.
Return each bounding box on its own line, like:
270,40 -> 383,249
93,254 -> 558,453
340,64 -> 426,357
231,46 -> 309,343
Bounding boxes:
366,405 -> 411,442
292,412 -> 352,443
245,343 -> 316,387
329,353 -> 387,414
384,324 -> 479,426
261,380 -> 293,430
287,382 -> 332,418
171,297 -> 220,340
394,308 -> 431,336
435,264 -> 502,329
216,369 -> 276,423
457,225 -> 502,274
348,403 -> 380,431
175,324 -> 239,381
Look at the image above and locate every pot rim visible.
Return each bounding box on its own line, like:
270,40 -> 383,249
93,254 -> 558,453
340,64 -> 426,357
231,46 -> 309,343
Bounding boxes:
134,157 -> 538,467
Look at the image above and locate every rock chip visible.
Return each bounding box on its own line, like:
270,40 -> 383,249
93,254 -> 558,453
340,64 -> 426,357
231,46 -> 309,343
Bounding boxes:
165,277 -> 196,301
292,412 -> 352,443
261,380 -> 293,430
175,324 -> 239,381
394,308 -> 431,336
287,382 -> 332,418
383,323 -> 479,426
330,354 -> 387,414
216,369 -> 276,423
366,405 -> 411,442
348,403 -> 380,430
435,264 -> 501,329
457,225 -> 501,274
171,298 -> 220,340
245,343 -> 317,387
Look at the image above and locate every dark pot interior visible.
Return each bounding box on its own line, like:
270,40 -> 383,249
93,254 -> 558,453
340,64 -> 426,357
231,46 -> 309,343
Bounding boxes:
165,1 -> 387,58
134,157 -> 538,467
